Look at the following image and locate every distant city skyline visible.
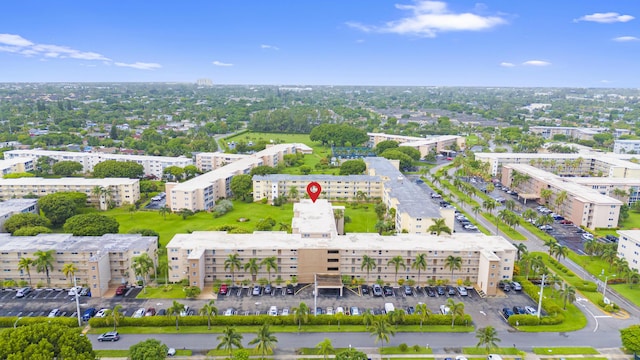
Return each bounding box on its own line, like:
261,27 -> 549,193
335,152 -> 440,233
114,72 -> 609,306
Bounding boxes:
1,1 -> 639,87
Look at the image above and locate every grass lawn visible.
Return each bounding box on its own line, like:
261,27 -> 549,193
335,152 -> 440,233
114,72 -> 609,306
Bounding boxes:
94,350 -> 129,357
532,347 -> 599,355
136,284 -> 188,299
207,348 -> 271,356
609,283 -> 640,308
466,134 -> 481,147
482,213 -> 527,241
380,346 -> 433,355
463,347 -> 523,355
296,347 -> 350,355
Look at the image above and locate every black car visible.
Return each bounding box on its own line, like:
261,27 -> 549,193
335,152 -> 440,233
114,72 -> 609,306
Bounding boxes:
502,307 -> 515,319
383,286 -> 394,296
406,306 -> 415,315
513,306 -> 526,315
286,284 -> 295,295
403,285 -> 413,296
446,286 -> 457,295
157,309 -> 167,316
436,286 -> 446,295
425,286 -> 436,297
264,284 -> 272,295
606,235 -> 619,243
361,284 -> 369,295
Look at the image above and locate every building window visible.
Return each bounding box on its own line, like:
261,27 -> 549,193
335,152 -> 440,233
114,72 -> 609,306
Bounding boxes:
327,267 -> 339,271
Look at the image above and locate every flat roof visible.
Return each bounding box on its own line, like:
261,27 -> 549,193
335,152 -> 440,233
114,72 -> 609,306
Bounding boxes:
617,230 -> 640,242
0,177 -> 138,186
0,199 -> 37,214
253,174 -> 381,182
0,233 -> 156,253
476,152 -> 640,170
292,199 -> 338,235
6,149 -> 191,163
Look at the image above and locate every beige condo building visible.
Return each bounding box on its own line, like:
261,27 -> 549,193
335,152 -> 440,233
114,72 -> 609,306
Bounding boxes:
616,230 -> 640,272
167,199 -> 515,296
0,158 -> 35,175
368,133 -> 466,156
0,233 -> 157,298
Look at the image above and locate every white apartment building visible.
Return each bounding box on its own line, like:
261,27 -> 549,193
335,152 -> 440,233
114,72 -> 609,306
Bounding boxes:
0,233 -> 157,298
195,152 -> 248,172
368,133 -> 466,156
0,177 -> 139,210
614,140 -> 640,154
617,230 -> 640,273
4,149 -> 193,178
167,199 -> 515,296
0,199 -> 38,232
529,126 -> 607,141
0,158 -> 35,176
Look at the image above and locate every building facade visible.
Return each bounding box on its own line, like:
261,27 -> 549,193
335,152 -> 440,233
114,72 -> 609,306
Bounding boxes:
617,230 -> 640,273
0,199 -> 38,232
614,140 -> 640,154
368,133 -> 465,156
0,233 -> 157,298
0,158 -> 35,176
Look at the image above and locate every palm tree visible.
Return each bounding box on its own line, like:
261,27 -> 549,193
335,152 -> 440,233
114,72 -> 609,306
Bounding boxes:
105,304 -> 123,331
292,302 -> 310,331
249,323 -> 278,360
387,255 -> 406,283
362,309 -> 375,329
482,199 -> 497,216
444,255 -> 462,283
370,318 -> 395,350
412,253 -> 428,286
583,238 -> 598,258
447,298 -> 465,328
514,243 -> 528,261
217,326 -> 244,357
261,256 -> 278,284
34,249 -> 55,287
62,263 -> 78,287
132,253 -> 154,292
560,283 -> 576,310
361,255 -> 377,283
244,258 -> 261,282
288,186 -> 299,201
316,338 -> 335,360
17,257 -> 33,287
543,238 -> 557,256
472,205 -> 481,222
415,303 -> 431,331
224,253 -> 243,285
199,300 -> 218,330
602,246 -> 618,270
427,218 -> 452,235
167,300 -> 185,330
540,189 -> 553,205
553,243 -> 568,261
555,191 -> 568,215
159,205 -> 170,220
522,209 -> 537,223
386,309 -> 406,328
475,326 -> 501,353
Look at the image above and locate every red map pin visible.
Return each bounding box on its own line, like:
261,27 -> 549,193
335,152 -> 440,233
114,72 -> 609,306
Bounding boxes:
306,182 -> 322,203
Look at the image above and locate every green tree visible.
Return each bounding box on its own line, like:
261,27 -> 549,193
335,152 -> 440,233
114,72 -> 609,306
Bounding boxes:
163,166 -> 185,181
249,323 -> 278,360
386,309 -> 406,328
621,325 -> 640,353
52,160 -> 83,176
132,253 -> 154,292
339,159 -> 366,175
387,255 -> 406,282
217,326 -> 244,357
475,326 -> 501,353
374,140 -> 399,154
105,304 -> 124,331
483,199 -> 497,217
93,160 -> 144,178
3,213 -> 51,234
178,208 -> 195,220
379,149 -> 413,170
159,205 -> 171,220
292,301 -> 311,331
0,323 -> 95,360
13,226 -> 52,236
17,257 -> 33,287
361,255 -> 377,283
230,174 -> 253,202
560,284 -> 576,310
200,300 -> 218,330
261,256 -> 278,283
428,218 -> 452,235
62,263 -> 78,287
445,255 -> 462,283
244,258 -> 261,282
412,253 -> 428,286
225,253 -> 243,285
34,249 -> 55,286
415,303 -> 431,331
335,348 -> 369,360
129,338 -> 169,360
447,298 -> 465,328
167,300 -> 185,330
316,338 -> 335,360
63,213 -> 119,236
514,243 -> 528,261
38,192 -> 87,226
370,318 -> 395,350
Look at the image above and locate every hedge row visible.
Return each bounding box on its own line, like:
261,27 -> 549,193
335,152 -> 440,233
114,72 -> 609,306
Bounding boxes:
89,313 -> 473,328
516,277 -> 565,325
0,317 -> 79,328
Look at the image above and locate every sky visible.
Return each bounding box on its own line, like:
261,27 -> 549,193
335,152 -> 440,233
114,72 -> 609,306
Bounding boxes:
1,1 -> 639,87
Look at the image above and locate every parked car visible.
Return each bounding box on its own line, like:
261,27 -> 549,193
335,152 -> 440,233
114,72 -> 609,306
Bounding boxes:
403,285 -> 413,296
447,286 -> 457,295
281,307 -> 289,316
252,285 -> 262,296
502,307 -> 514,319
68,286 -> 82,297
315,307 -> 323,315
524,306 -> 538,316
157,309 -> 167,316
372,284 -> 383,297
559,219 -> 573,225
425,286 -> 436,297
97,331 -> 120,342
406,306 -> 415,315
268,306 -> 278,316
167,348 -> 176,357
350,306 -> 360,315
539,225 -> 553,231
145,308 -> 156,316
457,287 -> 468,296
219,284 -> 228,295
383,286 -> 393,296
464,224 -> 478,231
436,286 -> 446,295
511,281 -> 522,291
336,307 -> 345,315
48,309 -> 60,318
581,233 -> 594,241
15,287 -> 31,298
513,306 -> 526,315
326,306 -> 334,315
115,285 -> 127,296
80,287 -> 91,296
82,308 -> 96,321
361,284 -> 369,295
264,284 -> 272,295
606,235 -> 619,243
94,308 -> 109,318
286,284 -> 295,295
180,306 -> 190,317
440,304 -> 450,315
132,308 -> 146,318
224,308 -> 236,316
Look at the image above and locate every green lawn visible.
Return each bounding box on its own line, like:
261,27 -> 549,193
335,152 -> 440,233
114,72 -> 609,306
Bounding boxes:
532,347 -> 599,355
94,349 -> 192,357
482,213 -> 527,241
296,347 -> 350,355
463,347 -> 523,355
380,346 -> 433,355
609,283 -> 640,308
136,284 -> 189,299
207,348 -> 271,356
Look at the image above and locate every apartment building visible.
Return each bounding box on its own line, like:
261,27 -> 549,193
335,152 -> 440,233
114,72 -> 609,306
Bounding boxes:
0,233 -> 157,298
252,174 -> 384,204
570,177 -> 640,205
166,199 -> 515,296
529,126 -> 607,141
501,164 -> 622,229
0,177 -> 139,210
368,133 -> 465,156
4,149 -> 193,178
614,140 -> 640,154
166,143 -> 312,211
617,230 -> 640,272
0,158 -> 35,175
195,152 -> 248,172
0,199 -> 38,232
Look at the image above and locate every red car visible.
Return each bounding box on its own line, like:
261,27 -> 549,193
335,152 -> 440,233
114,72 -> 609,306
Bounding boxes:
219,284 -> 228,295
115,285 -> 127,296
446,157 -> 453,161
559,220 -> 573,225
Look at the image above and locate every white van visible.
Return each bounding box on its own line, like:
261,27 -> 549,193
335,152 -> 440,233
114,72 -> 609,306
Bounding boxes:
384,303 -> 395,313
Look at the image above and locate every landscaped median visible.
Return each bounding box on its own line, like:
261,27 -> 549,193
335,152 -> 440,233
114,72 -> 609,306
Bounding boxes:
95,349 -> 192,358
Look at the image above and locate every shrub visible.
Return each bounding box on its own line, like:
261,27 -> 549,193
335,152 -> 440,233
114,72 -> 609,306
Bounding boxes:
398,343 -> 409,352
13,226 -> 53,236
508,314 -> 540,326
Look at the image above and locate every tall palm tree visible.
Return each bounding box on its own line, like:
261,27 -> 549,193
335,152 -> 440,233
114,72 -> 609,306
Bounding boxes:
540,189 -> 553,205
447,298 -> 465,328
261,257 -> 277,284
444,255 -> 462,283
361,255 -> 377,283
542,238 -> 557,256
370,318 -> 395,350
62,263 -> 78,287
427,218 -> 452,235
553,243 -> 568,261
472,205 -> 481,222
105,304 -> 123,331
415,303 -> 431,331
482,199 -> 497,216
159,205 -> 170,220
244,258 -> 261,283
34,249 -> 55,287
387,255 -> 406,283
167,300 -> 185,330
362,309 -> 375,330
555,191 -> 568,215
412,253 -> 427,286
217,326 -> 244,357
224,253 -> 243,285
17,257 -> 33,287
292,302 -> 310,331
386,308 -> 405,328
514,243 -> 528,261
132,253 -> 154,292
475,326 -> 501,353
199,300 -> 218,330
560,284 -> 576,310
316,338 -> 335,360
249,323 -> 278,360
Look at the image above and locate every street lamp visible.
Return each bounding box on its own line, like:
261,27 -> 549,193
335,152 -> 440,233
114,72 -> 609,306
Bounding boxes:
73,276 -> 81,327
602,273 -> 616,302
537,274 -> 546,319
13,316 -> 22,328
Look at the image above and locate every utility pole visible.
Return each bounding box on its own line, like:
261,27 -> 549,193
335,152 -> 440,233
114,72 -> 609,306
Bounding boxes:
537,274 -> 546,319
73,277 -> 81,327
314,273 -> 317,317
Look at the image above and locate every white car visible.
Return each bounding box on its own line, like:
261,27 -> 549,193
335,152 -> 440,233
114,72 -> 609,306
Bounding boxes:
456,356 -> 468,360
440,304 -> 450,315
48,309 -> 60,318
68,286 -> 82,297
132,308 -> 146,318
326,307 -> 334,315
525,306 -> 538,316
268,306 -> 278,316
582,233 -> 594,241
336,307 -> 345,315
167,348 -> 176,357
457,287 -> 468,296
180,306 -> 190,317
95,308 -> 109,318
281,307 -> 289,316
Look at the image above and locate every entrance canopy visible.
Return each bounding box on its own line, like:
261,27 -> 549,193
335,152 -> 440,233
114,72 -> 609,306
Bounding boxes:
518,193 -> 539,204
315,273 -> 343,296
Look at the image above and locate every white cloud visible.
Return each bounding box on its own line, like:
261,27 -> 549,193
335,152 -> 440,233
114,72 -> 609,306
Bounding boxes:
601,80 -> 612,83
347,0 -> 507,37
114,62 -> 162,70
574,12 -> 634,23
522,60 -> 551,66
260,44 -> 279,50
500,62 -> 515,67
613,36 -> 639,42
212,60 -> 233,67
0,34 -> 33,47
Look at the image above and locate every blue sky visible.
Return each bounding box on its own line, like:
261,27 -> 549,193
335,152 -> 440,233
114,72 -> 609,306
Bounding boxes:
1,1 -> 639,87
